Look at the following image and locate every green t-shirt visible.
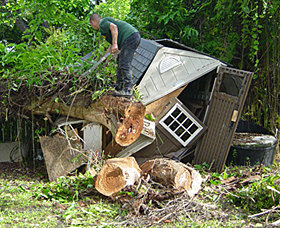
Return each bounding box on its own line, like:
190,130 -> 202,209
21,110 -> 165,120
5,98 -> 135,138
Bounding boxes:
99,17 -> 138,49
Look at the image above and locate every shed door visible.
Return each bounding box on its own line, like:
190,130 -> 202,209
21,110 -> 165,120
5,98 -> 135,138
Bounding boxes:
193,66 -> 253,172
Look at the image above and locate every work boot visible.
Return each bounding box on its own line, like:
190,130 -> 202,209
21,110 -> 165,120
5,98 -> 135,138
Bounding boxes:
108,82 -> 123,91
111,88 -> 132,99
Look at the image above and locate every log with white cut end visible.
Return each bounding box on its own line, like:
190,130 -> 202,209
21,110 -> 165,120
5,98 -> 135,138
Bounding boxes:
140,158 -> 202,197
27,95 -> 146,147
95,157 -> 141,196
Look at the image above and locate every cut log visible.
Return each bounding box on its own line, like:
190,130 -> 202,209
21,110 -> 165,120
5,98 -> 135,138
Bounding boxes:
140,158 -> 202,197
26,95 -> 146,147
95,157 -> 141,196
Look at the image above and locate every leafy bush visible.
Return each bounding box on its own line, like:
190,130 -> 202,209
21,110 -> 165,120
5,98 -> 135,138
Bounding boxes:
206,165 -> 280,214
227,171 -> 280,212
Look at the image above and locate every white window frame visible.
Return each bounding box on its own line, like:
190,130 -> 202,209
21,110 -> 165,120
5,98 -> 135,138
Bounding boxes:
159,103 -> 204,146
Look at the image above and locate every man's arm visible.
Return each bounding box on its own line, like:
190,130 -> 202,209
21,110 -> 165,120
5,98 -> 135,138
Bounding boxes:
109,22 -> 118,53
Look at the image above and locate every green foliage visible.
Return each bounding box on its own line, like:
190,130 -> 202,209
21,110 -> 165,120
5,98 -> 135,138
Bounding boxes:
193,162 -> 210,171
129,0 -> 280,132
208,166 -> 280,213
33,172 -> 94,202
132,85 -> 144,102
1,34 -> 80,82
145,113 -> 156,121
91,0 -> 131,20
0,0 -> 122,116
0,0 -> 279,131
128,0 -> 200,41
231,174 -> 279,212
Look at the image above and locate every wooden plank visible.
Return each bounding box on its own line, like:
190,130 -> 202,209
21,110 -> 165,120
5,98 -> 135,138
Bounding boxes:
103,138 -> 123,157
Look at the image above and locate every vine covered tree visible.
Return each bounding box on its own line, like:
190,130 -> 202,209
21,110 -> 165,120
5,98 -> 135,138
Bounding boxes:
128,0 -> 280,132
0,0 -> 280,135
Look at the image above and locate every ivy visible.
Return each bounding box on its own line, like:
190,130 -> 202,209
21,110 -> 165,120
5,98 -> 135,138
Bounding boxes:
0,0 -> 280,132
129,0 -> 279,132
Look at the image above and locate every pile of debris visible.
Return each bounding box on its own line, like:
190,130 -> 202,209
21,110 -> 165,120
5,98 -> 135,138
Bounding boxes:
94,157 -> 202,216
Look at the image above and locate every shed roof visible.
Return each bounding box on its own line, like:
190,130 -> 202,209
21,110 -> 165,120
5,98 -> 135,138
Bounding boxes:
131,39 -> 162,84
131,38 -> 229,86
136,44 -> 226,105
155,39 -> 229,66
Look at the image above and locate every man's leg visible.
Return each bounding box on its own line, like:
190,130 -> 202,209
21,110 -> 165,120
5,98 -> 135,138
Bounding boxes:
113,32 -> 141,98
114,55 -> 123,91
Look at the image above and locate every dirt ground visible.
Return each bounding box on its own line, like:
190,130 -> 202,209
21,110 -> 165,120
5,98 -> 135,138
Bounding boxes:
0,160 -> 49,182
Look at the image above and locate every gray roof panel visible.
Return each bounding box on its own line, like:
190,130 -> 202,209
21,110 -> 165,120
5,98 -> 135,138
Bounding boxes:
131,39 -> 162,84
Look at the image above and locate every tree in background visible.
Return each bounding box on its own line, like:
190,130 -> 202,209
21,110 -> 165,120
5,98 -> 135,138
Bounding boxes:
128,0 -> 279,132
0,0 -> 279,132
0,0 -> 131,118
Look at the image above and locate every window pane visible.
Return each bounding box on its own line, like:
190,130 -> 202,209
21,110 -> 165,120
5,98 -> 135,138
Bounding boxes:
164,116 -> 173,126
170,121 -> 179,131
181,132 -> 190,142
219,73 -> 243,96
175,127 -> 185,136
177,113 -> 186,123
189,124 -> 198,134
172,108 -> 181,118
183,119 -> 192,128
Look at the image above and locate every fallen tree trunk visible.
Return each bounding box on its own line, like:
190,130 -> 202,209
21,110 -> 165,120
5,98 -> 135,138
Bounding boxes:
26,95 -> 146,146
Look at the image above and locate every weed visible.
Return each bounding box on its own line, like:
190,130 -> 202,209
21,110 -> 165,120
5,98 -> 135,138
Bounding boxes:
132,84 -> 144,101
206,165 -> 280,217
227,171 -> 280,213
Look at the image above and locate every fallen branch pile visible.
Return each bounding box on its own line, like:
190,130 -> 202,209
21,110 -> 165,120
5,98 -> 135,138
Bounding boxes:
2,61 -> 146,147
93,157 -> 203,223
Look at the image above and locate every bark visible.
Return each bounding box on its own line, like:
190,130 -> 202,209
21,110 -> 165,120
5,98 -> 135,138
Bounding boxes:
103,138 -> 124,157
94,157 -> 202,198
26,95 -> 146,147
101,87 -> 187,158
140,158 -> 202,197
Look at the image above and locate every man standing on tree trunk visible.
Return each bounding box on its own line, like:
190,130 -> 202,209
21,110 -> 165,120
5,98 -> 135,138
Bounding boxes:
89,13 -> 141,98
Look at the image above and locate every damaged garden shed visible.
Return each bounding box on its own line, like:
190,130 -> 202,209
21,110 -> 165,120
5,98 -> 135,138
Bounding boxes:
99,38 -> 253,172
44,38 -> 253,176
119,38 -> 253,172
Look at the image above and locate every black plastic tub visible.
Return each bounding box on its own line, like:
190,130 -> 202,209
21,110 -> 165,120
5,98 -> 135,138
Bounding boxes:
226,120 -> 277,167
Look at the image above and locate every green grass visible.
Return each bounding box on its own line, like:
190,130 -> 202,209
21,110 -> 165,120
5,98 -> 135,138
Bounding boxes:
0,161 -> 280,228
0,173 -> 123,227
